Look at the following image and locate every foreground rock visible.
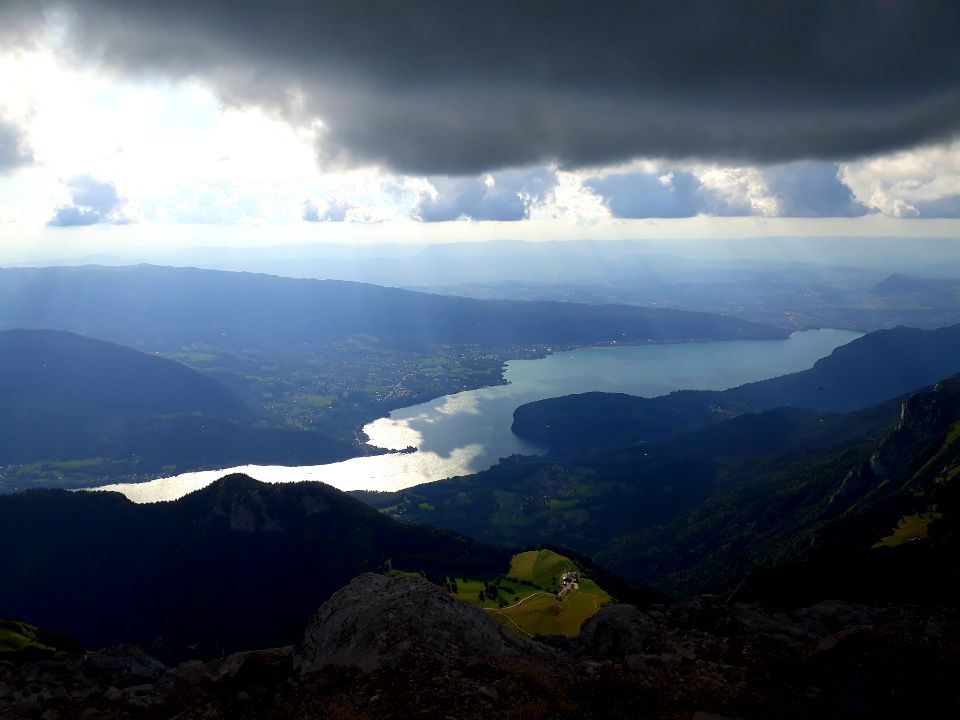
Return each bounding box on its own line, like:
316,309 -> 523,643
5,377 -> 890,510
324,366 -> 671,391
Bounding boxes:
2,575 -> 958,719
295,573 -> 569,674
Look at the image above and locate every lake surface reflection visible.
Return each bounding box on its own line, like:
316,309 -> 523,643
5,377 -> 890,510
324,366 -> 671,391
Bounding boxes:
94,329 -> 862,503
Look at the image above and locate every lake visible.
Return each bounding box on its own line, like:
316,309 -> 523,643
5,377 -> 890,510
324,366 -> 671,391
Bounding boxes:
94,328 -> 862,503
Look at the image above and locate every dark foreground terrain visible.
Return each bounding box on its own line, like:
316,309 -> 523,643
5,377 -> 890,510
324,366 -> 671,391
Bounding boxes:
2,573 -> 957,720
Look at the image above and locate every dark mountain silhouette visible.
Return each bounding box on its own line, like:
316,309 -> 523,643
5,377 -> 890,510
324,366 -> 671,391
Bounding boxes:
0,474 -> 512,658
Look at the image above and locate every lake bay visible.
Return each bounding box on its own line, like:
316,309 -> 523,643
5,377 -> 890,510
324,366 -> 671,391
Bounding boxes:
95,328 -> 862,502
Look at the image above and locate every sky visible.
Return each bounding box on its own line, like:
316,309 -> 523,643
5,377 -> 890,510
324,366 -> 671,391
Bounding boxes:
1,1 -> 960,262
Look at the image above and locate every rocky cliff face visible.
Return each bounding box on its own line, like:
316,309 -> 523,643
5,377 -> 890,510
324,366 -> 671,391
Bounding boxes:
867,378 -> 960,480
2,574 -> 958,720
833,377 -> 960,506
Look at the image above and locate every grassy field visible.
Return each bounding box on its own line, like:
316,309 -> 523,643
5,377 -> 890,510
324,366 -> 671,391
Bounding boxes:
448,548 -> 612,637
507,549 -> 575,588
0,620 -> 54,655
873,511 -> 942,548
497,578 -> 611,637
448,576 -> 542,609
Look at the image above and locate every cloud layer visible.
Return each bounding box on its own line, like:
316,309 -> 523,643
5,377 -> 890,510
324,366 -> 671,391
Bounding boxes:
48,175 -> 133,226
585,171 -> 748,219
841,141 -> 960,219
414,169 -> 557,222
7,1 -> 960,175
585,162 -> 873,219
303,198 -> 352,223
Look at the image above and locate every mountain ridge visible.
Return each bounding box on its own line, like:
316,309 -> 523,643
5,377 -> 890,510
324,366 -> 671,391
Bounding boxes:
0,473 -> 515,657
0,264 -> 787,353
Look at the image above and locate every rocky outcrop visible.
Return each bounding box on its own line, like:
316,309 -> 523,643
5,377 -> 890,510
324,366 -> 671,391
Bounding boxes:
573,596 -> 960,719
295,573 -> 569,674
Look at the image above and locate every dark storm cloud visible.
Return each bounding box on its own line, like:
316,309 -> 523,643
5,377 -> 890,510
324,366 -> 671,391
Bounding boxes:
762,162 -> 872,217
413,169 -> 557,222
585,171 -> 751,219
10,1 -> 960,174
0,1 -> 44,46
0,118 -> 32,173
48,175 -> 131,226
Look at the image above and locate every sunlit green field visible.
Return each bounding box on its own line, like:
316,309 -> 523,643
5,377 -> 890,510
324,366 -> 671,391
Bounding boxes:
497,578 -> 611,637
447,548 -> 611,637
507,549 -> 573,587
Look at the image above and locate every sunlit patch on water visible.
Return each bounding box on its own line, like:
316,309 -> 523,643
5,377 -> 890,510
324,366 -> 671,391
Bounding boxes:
436,392 -> 483,416
364,415 -> 424,450
91,443 -> 487,503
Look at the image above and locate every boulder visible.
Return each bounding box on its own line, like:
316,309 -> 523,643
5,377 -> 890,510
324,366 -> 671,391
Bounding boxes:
295,573 -> 569,676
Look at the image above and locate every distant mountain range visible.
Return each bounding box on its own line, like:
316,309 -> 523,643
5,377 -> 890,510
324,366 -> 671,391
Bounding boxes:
872,272 -> 960,299
0,264 -> 786,354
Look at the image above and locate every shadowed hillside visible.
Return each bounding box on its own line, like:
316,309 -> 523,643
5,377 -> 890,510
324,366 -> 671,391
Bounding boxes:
0,328 -> 246,418
0,330 -> 360,487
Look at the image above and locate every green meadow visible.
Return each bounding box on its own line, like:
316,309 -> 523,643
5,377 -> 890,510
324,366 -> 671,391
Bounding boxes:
447,549 -> 612,637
